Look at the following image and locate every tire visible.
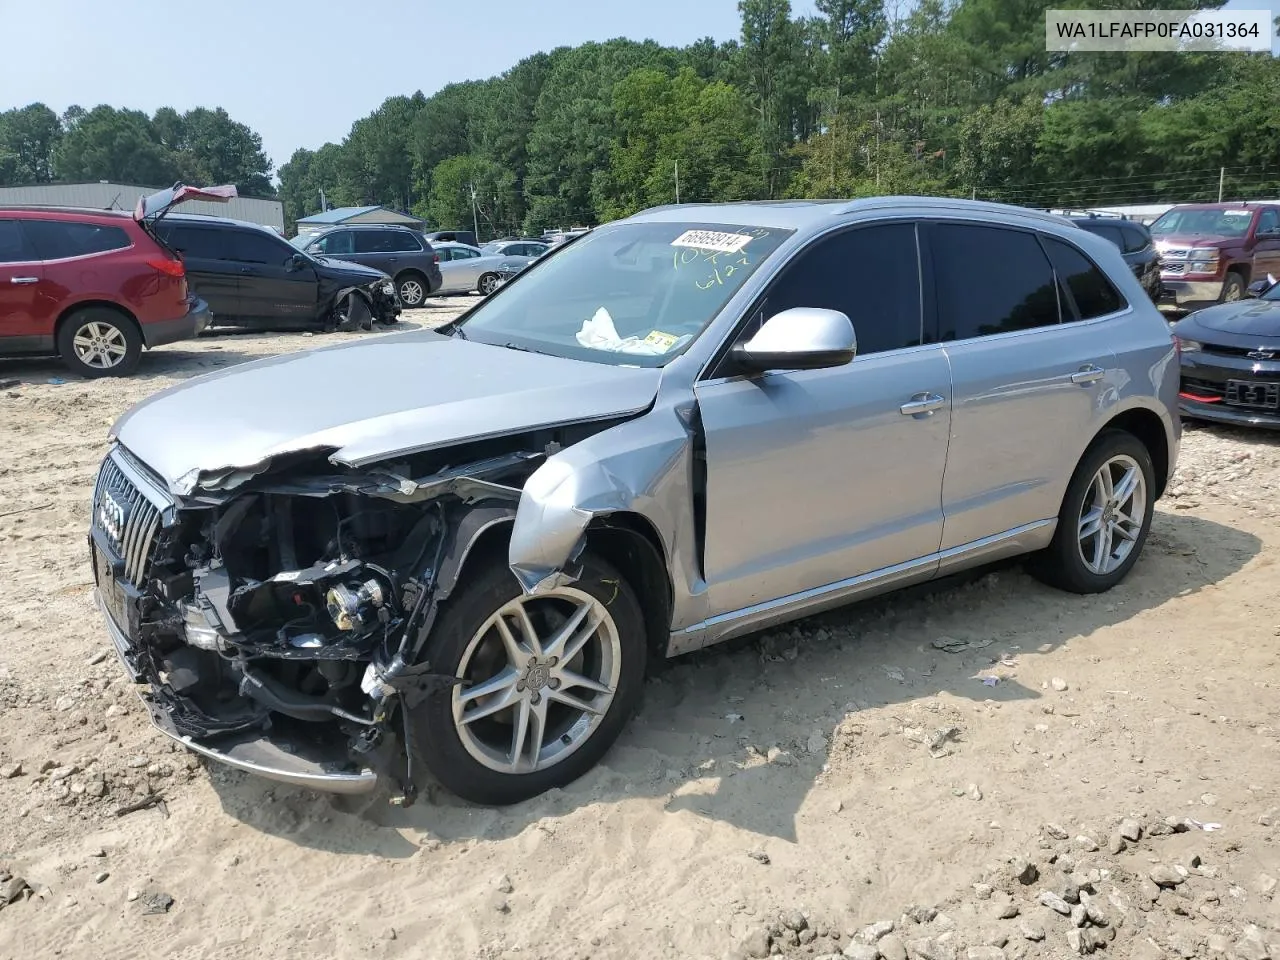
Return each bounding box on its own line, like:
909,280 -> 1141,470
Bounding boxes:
478,273 -> 500,295
409,552 -> 646,805
56,308 -> 142,378
395,272 -> 428,308
1028,430 -> 1156,594
1220,271 -> 1246,303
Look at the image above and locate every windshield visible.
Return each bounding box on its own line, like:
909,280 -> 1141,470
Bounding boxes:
290,234 -> 316,250
454,221 -> 794,367
1151,208 -> 1253,238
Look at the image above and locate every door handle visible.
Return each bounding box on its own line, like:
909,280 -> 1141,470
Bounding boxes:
1070,365 -> 1105,385
900,392 -> 947,417
9,277 -> 38,284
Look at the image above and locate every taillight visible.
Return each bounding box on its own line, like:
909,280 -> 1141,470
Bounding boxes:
147,256 -> 185,278
433,253 -> 440,263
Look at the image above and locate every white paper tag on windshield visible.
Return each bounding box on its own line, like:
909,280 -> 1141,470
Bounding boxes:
671,230 -> 753,253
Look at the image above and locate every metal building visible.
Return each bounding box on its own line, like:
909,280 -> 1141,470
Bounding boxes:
0,182 -> 284,230
294,206 -> 425,237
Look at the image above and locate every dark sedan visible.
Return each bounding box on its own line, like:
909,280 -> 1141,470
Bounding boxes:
1172,278 -> 1280,429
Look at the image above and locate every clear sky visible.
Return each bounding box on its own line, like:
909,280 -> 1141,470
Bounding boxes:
0,0 -> 1275,174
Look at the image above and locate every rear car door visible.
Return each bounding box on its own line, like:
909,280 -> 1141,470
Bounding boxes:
351,229 -> 400,273
928,221 -> 1119,550
440,246 -> 482,292
694,221 -> 953,617
233,229 -> 318,323
154,222 -> 242,319
0,218 -> 48,347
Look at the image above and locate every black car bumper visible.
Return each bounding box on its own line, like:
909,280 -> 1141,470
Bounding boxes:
141,297 -> 212,348
1179,350 -> 1280,429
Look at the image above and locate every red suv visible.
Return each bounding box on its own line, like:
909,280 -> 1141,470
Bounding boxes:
0,184 -> 232,377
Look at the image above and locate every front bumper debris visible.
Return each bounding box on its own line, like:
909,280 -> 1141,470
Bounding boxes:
95,588 -> 379,794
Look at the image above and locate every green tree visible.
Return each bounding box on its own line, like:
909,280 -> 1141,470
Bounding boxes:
0,103 -> 62,185
53,106 -> 176,185
157,107 -> 274,196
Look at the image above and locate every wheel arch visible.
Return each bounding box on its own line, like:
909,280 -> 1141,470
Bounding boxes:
582,513 -> 674,665
1092,406 -> 1171,499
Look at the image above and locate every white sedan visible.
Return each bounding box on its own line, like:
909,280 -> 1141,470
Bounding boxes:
433,242 -> 540,296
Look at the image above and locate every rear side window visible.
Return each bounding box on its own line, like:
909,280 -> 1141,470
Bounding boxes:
1043,237 -> 1126,320
932,223 -> 1059,339
25,220 -> 131,259
355,230 -> 420,253
156,224 -> 236,261
761,222 -> 922,355
0,220 -> 33,262
235,231 -> 292,265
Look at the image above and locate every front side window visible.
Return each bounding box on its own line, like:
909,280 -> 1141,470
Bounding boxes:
0,220 -> 33,263
933,223 -> 1060,339
25,220 -> 130,259
313,231 -> 354,255
1043,236 -> 1126,320
1257,209 -> 1280,236
754,223 -> 922,356
455,221 -> 793,367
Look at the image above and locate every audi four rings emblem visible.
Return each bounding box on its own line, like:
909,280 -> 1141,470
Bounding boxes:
98,489 -> 127,545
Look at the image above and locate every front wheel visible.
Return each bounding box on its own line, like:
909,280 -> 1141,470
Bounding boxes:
409,553 -> 646,805
478,273 -> 500,295
1220,272 -> 1246,303
56,308 -> 142,378
1028,430 -> 1156,594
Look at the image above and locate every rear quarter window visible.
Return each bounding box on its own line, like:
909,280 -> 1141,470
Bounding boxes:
156,224 -> 237,261
25,220 -> 131,259
1043,236 -> 1126,320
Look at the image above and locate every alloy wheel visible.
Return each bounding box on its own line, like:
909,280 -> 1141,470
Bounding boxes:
1076,453 -> 1147,576
399,279 -> 424,305
451,588 -> 621,774
71,321 -> 128,370
479,275 -> 499,295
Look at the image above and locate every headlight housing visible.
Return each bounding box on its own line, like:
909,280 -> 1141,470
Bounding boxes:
1186,248 -> 1220,274
1174,336 -> 1202,353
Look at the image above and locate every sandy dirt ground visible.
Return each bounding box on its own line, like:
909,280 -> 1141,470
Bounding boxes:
0,302 -> 1278,960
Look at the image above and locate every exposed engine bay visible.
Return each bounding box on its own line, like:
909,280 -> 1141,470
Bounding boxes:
91,420 -> 628,805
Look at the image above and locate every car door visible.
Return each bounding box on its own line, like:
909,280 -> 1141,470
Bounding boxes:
154,222 -> 243,319
1251,208 -> 1280,282
693,221 -> 953,618
0,218 -> 48,347
440,246 -> 482,292
927,221 -> 1119,551
233,228 -> 318,324
351,229 -> 401,274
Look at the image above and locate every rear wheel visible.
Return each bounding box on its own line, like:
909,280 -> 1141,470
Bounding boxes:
409,553 -> 646,805
56,308 -> 141,378
396,272 -> 428,307
1029,430 -> 1155,594
478,273 -> 500,295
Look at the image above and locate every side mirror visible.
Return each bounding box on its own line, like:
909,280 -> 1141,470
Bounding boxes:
731,307 -> 857,374
1246,279 -> 1270,298
288,252 -> 308,271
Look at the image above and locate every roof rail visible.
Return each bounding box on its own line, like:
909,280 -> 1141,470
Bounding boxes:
838,195 -> 1075,227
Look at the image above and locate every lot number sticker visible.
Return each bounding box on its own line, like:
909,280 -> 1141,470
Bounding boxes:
671,230 -> 753,254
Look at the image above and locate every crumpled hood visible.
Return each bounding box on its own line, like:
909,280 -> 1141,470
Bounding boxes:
112,330 -> 662,494
1189,299 -> 1280,339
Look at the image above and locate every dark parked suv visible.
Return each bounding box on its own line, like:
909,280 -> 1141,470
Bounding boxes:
0,185 -> 218,377
154,216 -> 401,330
1069,216 -> 1161,301
293,226 -> 443,307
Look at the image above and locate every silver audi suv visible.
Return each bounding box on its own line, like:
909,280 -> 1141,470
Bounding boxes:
89,197 -> 1180,806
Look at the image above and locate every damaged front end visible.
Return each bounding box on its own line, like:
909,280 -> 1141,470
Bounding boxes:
89,432 -> 589,804
329,277 -> 401,332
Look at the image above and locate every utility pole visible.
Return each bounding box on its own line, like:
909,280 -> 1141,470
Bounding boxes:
674,160 -> 680,204
1218,167 -> 1225,202
469,183 -> 479,241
